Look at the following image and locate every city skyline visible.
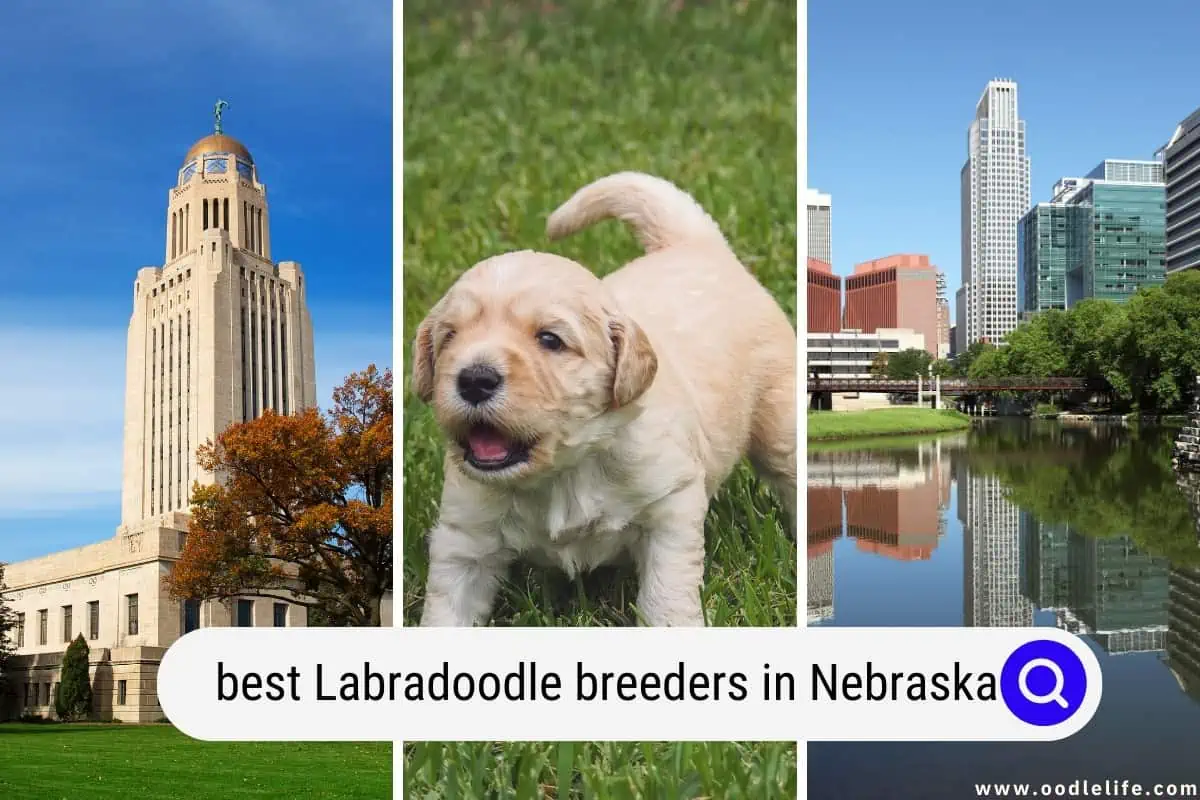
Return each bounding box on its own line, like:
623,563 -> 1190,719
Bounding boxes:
810,0 -> 1200,332
0,2 -> 392,562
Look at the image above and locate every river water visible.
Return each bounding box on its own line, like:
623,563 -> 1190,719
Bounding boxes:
807,421 -> 1200,798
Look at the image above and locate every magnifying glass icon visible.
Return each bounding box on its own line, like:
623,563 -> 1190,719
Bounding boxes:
1017,657 -> 1068,709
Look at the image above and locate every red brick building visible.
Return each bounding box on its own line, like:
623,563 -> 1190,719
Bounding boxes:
843,254 -> 940,358
807,257 -> 842,334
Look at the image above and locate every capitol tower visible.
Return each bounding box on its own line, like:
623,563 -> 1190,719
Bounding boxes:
120,106 -> 317,532
3,105 -> 315,723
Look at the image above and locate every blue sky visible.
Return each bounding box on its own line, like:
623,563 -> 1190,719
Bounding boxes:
0,1 -> 391,562
810,0 -> 1199,310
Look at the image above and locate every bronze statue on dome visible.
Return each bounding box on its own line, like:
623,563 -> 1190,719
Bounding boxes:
213,99 -> 230,135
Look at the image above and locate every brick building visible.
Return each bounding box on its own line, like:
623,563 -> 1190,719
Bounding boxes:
843,254 -> 940,358
807,257 -> 842,334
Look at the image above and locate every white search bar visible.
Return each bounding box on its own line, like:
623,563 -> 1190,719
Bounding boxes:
157,626 -> 1102,742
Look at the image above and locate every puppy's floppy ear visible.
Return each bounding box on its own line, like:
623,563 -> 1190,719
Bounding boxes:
411,310 -> 439,404
609,314 -> 657,409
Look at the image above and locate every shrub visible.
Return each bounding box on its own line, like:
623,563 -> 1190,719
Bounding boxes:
54,634 -> 92,721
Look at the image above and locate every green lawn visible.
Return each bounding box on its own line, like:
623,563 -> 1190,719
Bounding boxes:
404,741 -> 796,800
808,408 -> 973,442
402,0 -> 797,629
0,724 -> 390,799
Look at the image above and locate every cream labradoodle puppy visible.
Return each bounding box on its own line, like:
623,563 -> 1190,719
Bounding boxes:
412,172 -> 796,627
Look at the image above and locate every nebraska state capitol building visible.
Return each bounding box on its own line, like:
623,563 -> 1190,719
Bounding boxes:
2,119 -> 316,722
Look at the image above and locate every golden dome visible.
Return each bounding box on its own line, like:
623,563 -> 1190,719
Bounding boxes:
183,133 -> 253,166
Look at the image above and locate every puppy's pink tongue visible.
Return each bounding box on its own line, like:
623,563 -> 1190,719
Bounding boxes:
468,429 -> 511,462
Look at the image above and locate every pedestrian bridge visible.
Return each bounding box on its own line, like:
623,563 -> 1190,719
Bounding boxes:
807,376 -> 1087,394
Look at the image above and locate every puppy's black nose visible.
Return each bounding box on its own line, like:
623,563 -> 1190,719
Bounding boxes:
457,364 -> 503,405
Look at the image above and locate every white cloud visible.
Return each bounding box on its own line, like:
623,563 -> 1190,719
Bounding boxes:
0,318 -> 390,519
0,325 -> 125,515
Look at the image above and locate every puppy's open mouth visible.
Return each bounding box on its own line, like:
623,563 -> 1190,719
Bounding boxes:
459,424 -> 533,472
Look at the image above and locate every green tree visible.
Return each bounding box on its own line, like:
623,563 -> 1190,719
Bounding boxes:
967,345 -> 1009,380
1125,271 -> 1200,411
953,341 -> 993,377
1061,299 -> 1131,399
931,359 -> 955,378
167,366 -> 393,627
885,348 -> 933,379
868,352 -> 889,377
1004,310 -> 1068,377
55,634 -> 93,721
0,565 -> 14,699
954,271 -> 1200,411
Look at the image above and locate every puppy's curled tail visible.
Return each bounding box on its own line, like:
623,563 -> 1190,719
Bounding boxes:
546,171 -> 727,253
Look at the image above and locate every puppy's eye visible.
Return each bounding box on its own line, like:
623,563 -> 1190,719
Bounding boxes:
536,331 -> 565,351
437,329 -> 455,352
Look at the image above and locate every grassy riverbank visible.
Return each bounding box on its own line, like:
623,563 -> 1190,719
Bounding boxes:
808,408 -> 972,442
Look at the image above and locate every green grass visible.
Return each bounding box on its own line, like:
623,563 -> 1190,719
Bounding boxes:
0,724 -> 390,799
403,0 -> 797,629
404,741 -> 796,799
808,408 -> 973,442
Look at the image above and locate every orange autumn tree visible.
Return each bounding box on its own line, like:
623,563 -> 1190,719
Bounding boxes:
167,365 -> 393,626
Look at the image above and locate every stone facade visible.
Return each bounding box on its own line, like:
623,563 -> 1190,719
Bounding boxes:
1,125 -> 316,722
3,516 -> 309,722
1175,378 -> 1200,474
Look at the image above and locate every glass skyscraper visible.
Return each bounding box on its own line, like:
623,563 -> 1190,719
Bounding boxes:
1018,160 -> 1166,313
1067,180 -> 1167,304
1019,203 -> 1087,312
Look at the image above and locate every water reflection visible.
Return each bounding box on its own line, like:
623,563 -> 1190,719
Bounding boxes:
1172,567 -> 1200,700
808,422 -> 1200,794
807,439 -> 955,623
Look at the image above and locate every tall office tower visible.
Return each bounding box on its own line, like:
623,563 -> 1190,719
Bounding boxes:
960,79 -> 1031,345
1161,107 -> 1200,274
1019,160 -> 1165,313
807,188 -> 832,264
121,126 -> 318,531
